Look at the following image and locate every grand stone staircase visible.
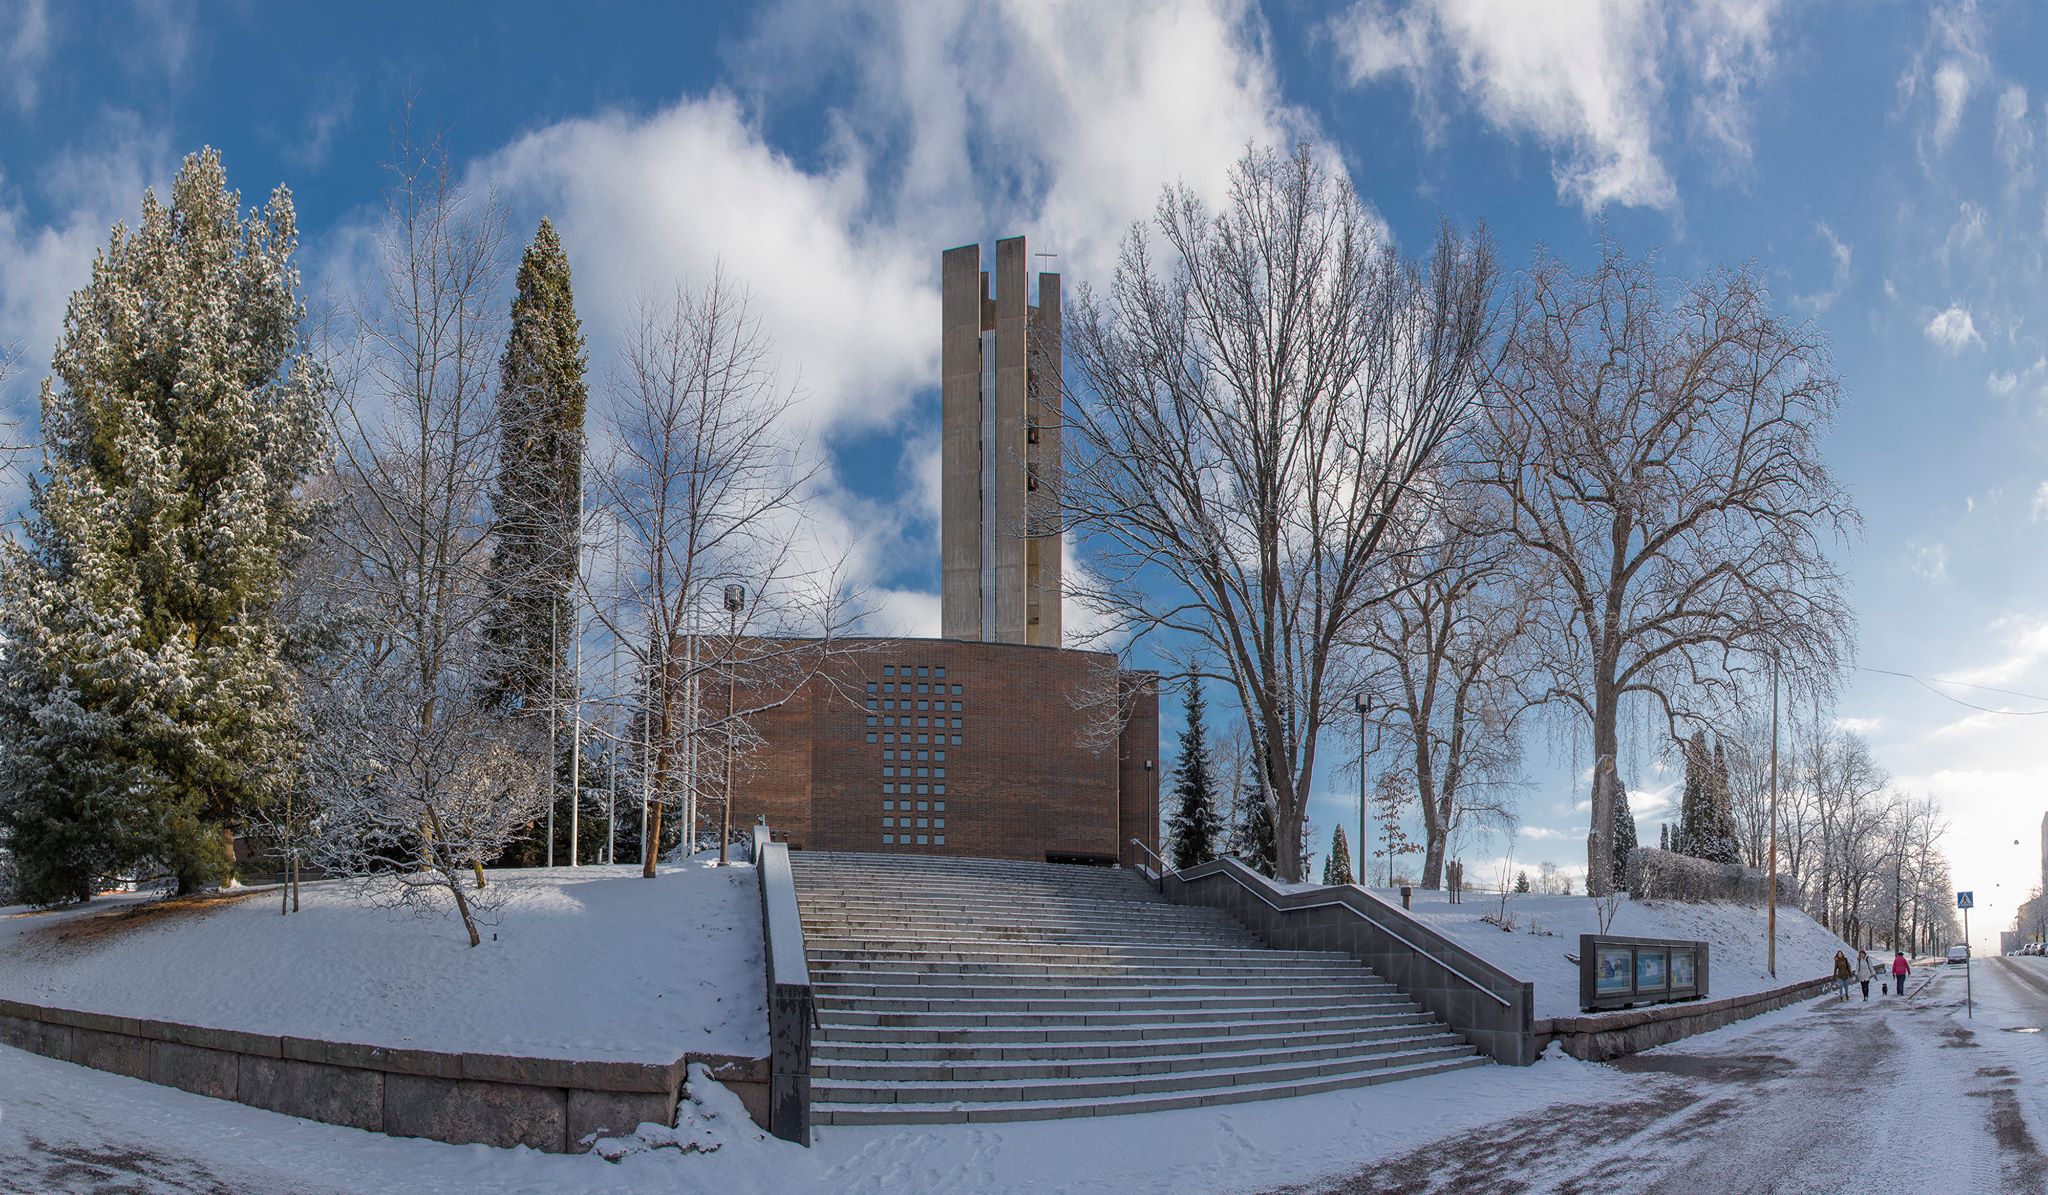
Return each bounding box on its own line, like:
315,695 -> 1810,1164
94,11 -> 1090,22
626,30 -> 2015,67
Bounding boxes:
788,851 -> 1486,1125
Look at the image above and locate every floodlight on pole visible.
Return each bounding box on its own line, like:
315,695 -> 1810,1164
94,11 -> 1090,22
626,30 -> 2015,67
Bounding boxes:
1354,692 -> 1372,887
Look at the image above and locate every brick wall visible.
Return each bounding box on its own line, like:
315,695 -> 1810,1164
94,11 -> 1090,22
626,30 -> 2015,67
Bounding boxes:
728,638 -> 1159,864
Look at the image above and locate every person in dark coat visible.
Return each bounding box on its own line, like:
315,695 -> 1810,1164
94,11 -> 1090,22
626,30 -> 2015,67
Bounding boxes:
1833,951 -> 1853,1001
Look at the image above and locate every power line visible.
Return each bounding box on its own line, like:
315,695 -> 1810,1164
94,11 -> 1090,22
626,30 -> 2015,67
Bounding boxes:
1856,666 -> 2048,716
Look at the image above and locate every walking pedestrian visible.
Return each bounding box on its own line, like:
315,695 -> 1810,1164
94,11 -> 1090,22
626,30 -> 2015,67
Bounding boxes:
1854,949 -> 1874,1001
1890,950 -> 1910,997
1833,951 -> 1852,1001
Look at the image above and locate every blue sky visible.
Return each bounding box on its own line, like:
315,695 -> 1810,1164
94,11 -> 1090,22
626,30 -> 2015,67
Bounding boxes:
3,1 -> 2046,945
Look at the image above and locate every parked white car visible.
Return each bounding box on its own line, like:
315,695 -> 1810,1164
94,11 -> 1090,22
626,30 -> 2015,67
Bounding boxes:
1947,944 -> 1970,965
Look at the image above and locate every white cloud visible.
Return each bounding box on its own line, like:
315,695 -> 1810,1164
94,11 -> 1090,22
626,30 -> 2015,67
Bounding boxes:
1331,0 -> 1781,212
0,0 -> 52,112
1932,60 -> 1971,150
2034,481 -> 2048,522
1951,613 -> 2048,687
1924,304 -> 1983,352
1898,3 -> 1988,165
1835,715 -> 1884,735
1796,221 -> 1852,312
440,0 -> 1306,643
0,115 -> 169,400
1994,83 -> 2033,182
1911,543 -> 1948,581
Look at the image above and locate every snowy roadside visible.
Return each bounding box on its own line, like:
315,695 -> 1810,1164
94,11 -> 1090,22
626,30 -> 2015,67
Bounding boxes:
0,1038 -> 1634,1195
0,860 -> 764,1062
7,960 -> 2032,1194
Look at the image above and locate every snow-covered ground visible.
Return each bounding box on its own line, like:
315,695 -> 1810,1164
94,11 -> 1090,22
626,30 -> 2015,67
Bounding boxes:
0,860 -> 764,1062
8,959 -> 2042,1193
1376,885 -> 1853,1019
0,1033 -> 1632,1194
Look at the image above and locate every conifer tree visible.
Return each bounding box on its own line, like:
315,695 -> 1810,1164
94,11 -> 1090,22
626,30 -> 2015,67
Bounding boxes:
1611,785 -> 1638,890
1230,757 -> 1277,877
1659,822 -> 1670,851
1514,869 -> 1531,894
1165,682 -> 1222,870
1704,739 -> 1741,864
480,219 -> 588,719
0,149 -> 326,902
1675,730 -> 1710,857
1322,824 -> 1354,886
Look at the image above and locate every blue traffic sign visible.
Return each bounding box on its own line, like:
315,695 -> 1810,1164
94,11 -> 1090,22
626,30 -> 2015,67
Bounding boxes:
1958,891 -> 1974,909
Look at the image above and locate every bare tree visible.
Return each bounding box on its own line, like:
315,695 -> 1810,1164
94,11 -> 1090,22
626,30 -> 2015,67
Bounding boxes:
1357,499 -> 1530,888
1058,144 -> 1500,882
307,130 -> 540,946
1475,243 -> 1856,894
589,273 -> 849,877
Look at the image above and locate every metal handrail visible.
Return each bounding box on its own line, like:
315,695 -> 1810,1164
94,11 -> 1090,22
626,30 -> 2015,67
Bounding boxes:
1180,857 -> 1515,1009
1126,836 -> 1171,874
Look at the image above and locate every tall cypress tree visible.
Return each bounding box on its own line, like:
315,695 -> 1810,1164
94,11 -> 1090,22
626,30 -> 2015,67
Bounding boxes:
1166,682 -> 1221,870
1705,739 -> 1741,864
1322,824 -> 1354,885
480,218 -> 588,718
0,149 -> 326,902
1675,730 -> 1710,857
1611,784 -> 1638,891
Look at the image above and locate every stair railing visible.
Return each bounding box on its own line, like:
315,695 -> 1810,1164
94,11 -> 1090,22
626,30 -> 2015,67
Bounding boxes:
1127,837 -> 1171,891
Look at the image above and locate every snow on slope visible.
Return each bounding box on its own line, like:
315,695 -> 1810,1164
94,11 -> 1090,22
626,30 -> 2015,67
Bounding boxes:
0,860 -> 765,1061
1381,886 -> 1853,1019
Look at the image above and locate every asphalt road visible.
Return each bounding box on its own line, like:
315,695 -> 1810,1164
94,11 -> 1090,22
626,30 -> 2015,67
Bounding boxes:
1291,961 -> 2047,1195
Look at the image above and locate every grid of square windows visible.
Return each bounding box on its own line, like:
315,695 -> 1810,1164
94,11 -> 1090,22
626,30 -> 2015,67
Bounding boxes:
871,665 -> 963,846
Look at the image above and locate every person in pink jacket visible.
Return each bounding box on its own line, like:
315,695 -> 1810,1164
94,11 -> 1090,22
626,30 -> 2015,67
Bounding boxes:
1890,950 -> 1910,996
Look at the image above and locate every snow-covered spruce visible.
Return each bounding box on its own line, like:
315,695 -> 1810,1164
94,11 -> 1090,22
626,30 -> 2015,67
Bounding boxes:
0,148 -> 326,904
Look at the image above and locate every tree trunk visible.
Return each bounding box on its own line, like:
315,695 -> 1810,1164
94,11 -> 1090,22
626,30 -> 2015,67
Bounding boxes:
1586,675 -> 1622,896
1417,737 -> 1444,889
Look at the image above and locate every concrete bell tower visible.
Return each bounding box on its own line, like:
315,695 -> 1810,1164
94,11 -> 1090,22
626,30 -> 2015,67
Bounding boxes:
939,236 -> 1062,646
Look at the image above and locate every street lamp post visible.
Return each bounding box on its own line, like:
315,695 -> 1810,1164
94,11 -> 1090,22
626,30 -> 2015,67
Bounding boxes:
718,583 -> 746,866
1767,653 -> 1779,979
1355,693 -> 1372,887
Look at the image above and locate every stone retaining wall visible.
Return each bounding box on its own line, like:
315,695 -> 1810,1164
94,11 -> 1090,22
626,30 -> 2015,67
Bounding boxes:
0,996 -> 768,1153
1533,975 -> 1831,1061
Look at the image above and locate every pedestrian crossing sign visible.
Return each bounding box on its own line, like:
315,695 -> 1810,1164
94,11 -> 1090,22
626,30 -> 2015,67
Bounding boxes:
1958,891 -> 1974,909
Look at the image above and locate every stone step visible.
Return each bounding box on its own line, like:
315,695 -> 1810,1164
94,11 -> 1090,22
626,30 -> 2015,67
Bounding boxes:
813,1032 -> 1468,1083
814,1019 -> 1446,1062
802,908 -> 1237,923
811,1055 -> 1490,1125
799,907 -> 1236,928
814,977 -> 1396,1002
790,851 -> 1476,1125
816,989 -> 1407,1015
811,1042 -> 1480,1107
816,1008 -> 1440,1045
792,853 -> 1145,877
800,941 -> 1308,965
808,960 -> 1376,983
801,918 -> 1247,939
821,997 -> 1425,1030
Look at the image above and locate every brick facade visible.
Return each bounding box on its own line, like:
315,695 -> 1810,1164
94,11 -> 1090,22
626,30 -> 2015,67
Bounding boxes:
729,638 -> 1159,866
